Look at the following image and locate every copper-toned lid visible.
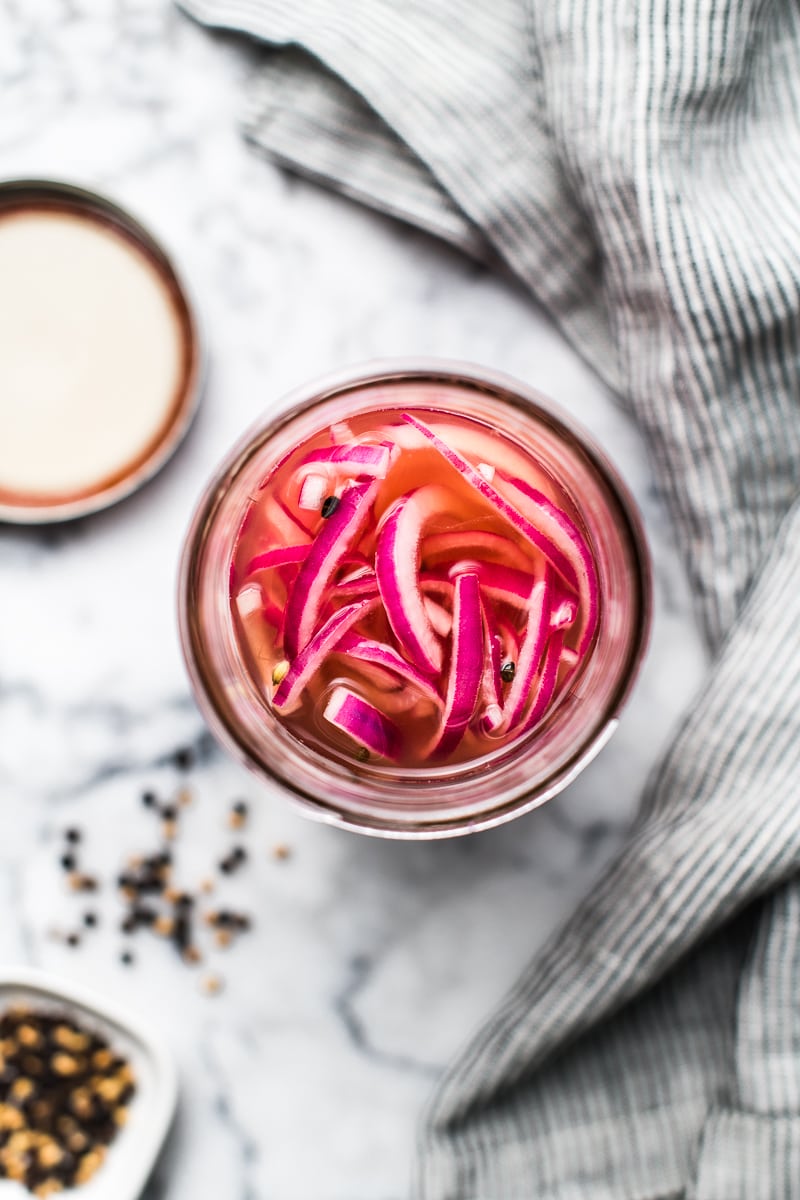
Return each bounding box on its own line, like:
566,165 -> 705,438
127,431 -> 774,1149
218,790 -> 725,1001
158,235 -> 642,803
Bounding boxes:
0,179 -> 203,523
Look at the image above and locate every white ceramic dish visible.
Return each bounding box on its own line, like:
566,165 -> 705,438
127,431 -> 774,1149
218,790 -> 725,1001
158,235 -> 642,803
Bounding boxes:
0,967 -> 177,1199
0,178 -> 205,525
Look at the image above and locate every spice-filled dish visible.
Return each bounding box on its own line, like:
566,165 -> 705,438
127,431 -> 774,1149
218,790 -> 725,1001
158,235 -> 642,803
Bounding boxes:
0,971 -> 176,1200
180,363 -> 651,838
0,1006 -> 135,1195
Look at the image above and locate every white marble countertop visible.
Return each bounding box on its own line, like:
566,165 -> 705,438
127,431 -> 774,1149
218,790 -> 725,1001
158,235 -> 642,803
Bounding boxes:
0,4 -> 709,1198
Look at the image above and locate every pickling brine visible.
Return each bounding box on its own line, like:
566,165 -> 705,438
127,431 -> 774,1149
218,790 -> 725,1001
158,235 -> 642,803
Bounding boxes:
230,407 -> 599,768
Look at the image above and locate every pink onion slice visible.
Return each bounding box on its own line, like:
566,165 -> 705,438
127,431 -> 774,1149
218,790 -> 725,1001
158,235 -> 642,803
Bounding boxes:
298,473 -> 328,511
561,646 -> 580,669
297,441 -> 393,479
235,584 -> 282,672
499,476 -> 598,654
500,565 -> 553,733
496,612 -> 521,662
424,597 -> 453,637
402,415 -> 580,593
479,600 -> 504,734
284,479 -> 379,659
446,559 -> 537,611
337,634 -> 442,705
243,545 -> 310,579
421,530 -> 532,572
550,593 -> 578,630
335,568 -> 380,598
276,496 -> 313,539
432,572 -> 484,757
323,687 -> 401,761
274,597 -> 379,713
516,629 -> 565,736
374,485 -> 455,675
265,495 -> 314,545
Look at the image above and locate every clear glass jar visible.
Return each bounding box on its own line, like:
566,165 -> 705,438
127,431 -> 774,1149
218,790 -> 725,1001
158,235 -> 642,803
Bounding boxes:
178,362 -> 651,839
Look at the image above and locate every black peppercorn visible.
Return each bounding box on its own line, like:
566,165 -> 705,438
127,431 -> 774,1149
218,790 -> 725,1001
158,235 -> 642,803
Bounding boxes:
500,660 -> 516,683
321,495 -> 340,518
173,747 -> 194,771
64,828 -> 81,844
60,854 -> 77,872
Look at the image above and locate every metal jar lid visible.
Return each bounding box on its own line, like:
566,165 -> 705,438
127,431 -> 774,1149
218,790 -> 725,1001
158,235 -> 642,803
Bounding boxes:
0,178 -> 204,523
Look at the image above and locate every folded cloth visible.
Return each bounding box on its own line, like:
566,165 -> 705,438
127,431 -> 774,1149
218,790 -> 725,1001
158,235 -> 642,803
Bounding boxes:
179,1 -> 800,1195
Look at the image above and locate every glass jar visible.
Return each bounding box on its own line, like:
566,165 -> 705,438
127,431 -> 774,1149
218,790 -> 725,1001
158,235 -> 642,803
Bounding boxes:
178,361 -> 651,838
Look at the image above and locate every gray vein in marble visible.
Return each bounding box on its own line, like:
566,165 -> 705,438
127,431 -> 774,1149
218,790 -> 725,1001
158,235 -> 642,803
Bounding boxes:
333,954 -> 441,1080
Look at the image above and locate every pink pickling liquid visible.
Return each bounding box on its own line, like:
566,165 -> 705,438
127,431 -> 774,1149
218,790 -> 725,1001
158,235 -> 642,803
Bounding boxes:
229,407 -> 595,768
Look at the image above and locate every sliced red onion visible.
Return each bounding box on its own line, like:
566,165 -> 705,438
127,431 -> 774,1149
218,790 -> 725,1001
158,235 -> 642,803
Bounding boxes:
495,612 -> 521,662
235,583 -> 263,619
329,421 -> 355,444
336,571 -> 380,599
297,441 -> 393,479
422,529 -> 532,571
284,480 -> 379,658
337,634 -> 442,704
500,566 -> 553,733
324,687 -> 401,761
424,597 -> 453,637
447,559 -> 537,611
561,646 -> 580,669
265,495 -> 313,544
479,601 -> 504,734
273,596 -> 379,713
550,593 -> 578,630
243,545 -> 310,579
276,496 -> 313,539
234,583 -> 284,674
298,473 -> 328,511
499,475 -> 598,654
516,629 -> 565,736
374,485 -> 455,675
432,572 -> 483,757
402,414 -> 580,592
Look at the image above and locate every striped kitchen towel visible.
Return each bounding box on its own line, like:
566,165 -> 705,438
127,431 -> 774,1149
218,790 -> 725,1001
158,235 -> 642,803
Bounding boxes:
179,1 -> 800,1196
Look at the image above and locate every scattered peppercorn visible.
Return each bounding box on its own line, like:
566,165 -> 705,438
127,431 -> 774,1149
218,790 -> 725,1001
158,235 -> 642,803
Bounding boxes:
64,829 -> 81,845
356,746 -> 370,762
500,660 -> 516,683
161,806 -> 177,823
321,495 -> 340,518
68,874 -> 98,894
59,855 -> 76,873
173,747 -> 194,772
82,913 -> 98,929
120,952 -> 134,967
65,935 -> 80,949
228,800 -> 249,830
141,790 -> 158,809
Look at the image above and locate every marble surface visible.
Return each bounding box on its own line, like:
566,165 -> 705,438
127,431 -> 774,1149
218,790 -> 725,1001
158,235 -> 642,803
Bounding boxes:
0,4 -> 709,1198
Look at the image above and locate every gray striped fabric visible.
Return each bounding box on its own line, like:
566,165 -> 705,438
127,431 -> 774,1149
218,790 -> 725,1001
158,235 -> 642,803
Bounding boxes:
179,1 -> 800,1195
